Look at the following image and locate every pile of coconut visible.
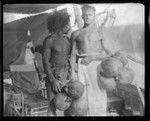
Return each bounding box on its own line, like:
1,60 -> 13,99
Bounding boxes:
53,80 -> 87,116
97,52 -> 134,91
53,52 -> 134,116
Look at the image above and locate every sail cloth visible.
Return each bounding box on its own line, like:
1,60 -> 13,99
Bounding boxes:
3,30 -> 27,71
3,4 -> 62,71
3,4 -> 61,14
3,13 -> 49,71
10,64 -> 41,95
3,6 -> 68,71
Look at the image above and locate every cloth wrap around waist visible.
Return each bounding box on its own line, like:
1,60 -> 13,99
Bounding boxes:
76,52 -> 107,116
46,59 -> 71,84
76,51 -> 105,62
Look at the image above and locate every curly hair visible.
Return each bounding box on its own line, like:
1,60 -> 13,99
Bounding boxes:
47,11 -> 70,33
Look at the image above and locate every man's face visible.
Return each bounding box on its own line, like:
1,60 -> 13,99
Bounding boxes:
82,9 -> 95,25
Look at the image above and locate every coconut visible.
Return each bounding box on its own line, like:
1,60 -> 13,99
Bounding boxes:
112,52 -> 128,66
99,73 -> 117,91
64,81 -> 85,99
101,57 -> 123,78
117,67 -> 134,84
53,93 -> 72,111
64,96 -> 88,116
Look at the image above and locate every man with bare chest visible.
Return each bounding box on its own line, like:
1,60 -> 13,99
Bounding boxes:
43,11 -> 71,116
70,5 -> 115,116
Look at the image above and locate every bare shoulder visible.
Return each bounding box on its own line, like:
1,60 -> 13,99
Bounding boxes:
71,29 -> 81,40
43,35 -> 54,48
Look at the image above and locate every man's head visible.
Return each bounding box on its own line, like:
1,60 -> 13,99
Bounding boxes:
81,5 -> 96,25
47,11 -> 70,34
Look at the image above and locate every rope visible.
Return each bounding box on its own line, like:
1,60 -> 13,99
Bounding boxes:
104,4 -> 112,11
96,4 -> 113,16
112,47 -> 144,65
126,55 -> 144,65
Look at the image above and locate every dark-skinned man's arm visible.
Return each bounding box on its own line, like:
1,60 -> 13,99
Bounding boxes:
43,37 -> 62,92
70,32 -> 78,80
